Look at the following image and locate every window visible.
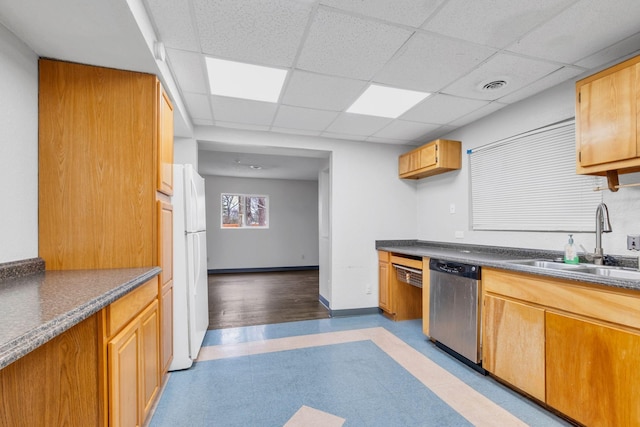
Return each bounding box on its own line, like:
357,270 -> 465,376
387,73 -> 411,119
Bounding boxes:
221,193 -> 269,228
469,119 -> 603,232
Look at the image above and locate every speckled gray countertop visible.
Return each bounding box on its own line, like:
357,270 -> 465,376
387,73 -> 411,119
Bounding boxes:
0,266 -> 161,369
376,240 -> 640,291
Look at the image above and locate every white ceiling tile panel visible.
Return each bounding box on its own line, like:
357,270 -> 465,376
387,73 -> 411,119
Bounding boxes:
507,0 -> 640,64
273,105 -> 339,131
324,113 -> 392,136
214,121 -> 271,132
211,96 -> 278,126
296,8 -> 413,80
145,0 -> 200,51
448,102 -> 507,127
575,33 -> 640,70
423,0 -> 577,49
271,127 -> 323,137
366,135 -> 414,145
166,48 -> 209,93
320,131 -> 369,141
373,33 -> 496,92
182,92 -> 212,120
418,125 -> 456,143
281,71 -> 368,111
498,66 -> 585,104
372,120 -> 441,140
442,53 -> 561,101
400,94 -> 489,124
319,0 -> 445,28
192,0 -> 314,67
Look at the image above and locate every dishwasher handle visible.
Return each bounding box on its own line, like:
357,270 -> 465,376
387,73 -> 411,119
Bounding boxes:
429,258 -> 481,280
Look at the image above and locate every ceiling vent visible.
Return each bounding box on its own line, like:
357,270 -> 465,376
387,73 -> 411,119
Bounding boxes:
480,79 -> 508,91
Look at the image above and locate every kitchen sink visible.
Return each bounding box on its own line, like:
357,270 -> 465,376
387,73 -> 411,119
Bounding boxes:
504,259 -> 640,280
504,259 -> 589,270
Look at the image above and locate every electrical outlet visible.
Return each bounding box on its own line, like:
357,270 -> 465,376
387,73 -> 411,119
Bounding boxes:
365,284 -> 372,295
627,235 -> 640,251
455,231 -> 464,239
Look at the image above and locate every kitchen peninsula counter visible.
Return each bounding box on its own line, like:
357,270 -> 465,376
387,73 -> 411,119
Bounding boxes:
0,265 -> 161,369
376,240 -> 640,291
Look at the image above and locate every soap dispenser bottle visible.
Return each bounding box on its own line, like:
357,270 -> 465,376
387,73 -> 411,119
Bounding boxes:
564,234 -> 579,264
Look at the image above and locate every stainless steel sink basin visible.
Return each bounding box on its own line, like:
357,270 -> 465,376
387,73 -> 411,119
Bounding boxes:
504,259 -> 640,280
504,259 -> 588,270
580,266 -> 640,280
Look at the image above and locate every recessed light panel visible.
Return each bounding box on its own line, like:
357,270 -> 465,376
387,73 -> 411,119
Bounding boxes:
347,84 -> 430,118
206,57 -> 287,103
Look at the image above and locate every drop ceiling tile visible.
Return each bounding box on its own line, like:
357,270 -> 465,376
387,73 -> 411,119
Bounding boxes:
320,131 -> 368,142
373,32 -> 496,92
498,66 -> 584,104
448,102 -> 507,127
145,0 -> 199,51
442,53 -> 561,101
297,8 -> 413,80
401,94 -> 489,124
372,120 -> 440,141
319,0 -> 445,28
508,0 -> 640,64
182,92 -> 212,120
271,127 -> 322,137
366,135 -> 413,145
281,71 -> 368,111
324,113 -> 393,136
192,0 -> 314,67
419,125 -> 456,143
166,48 -> 209,93
215,121 -> 271,132
273,105 -> 339,131
423,0 -> 577,49
575,33 -> 640,70
211,96 -> 278,126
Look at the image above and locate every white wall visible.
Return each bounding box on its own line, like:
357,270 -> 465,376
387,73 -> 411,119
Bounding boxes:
174,137 -> 199,168
204,175 -> 320,270
417,78 -> 640,259
0,24 -> 38,263
195,127 -> 418,310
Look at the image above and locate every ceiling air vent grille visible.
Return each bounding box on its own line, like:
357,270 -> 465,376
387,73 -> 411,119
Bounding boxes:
482,80 -> 508,91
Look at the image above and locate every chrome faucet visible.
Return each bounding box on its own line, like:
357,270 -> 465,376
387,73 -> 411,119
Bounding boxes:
594,202 -> 612,265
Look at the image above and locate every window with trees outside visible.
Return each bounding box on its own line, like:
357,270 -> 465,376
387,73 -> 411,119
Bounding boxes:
221,193 -> 269,228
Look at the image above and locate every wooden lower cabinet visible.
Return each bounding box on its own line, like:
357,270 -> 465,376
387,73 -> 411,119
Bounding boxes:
108,299 -> 160,427
0,314 -> 102,427
546,312 -> 640,426
160,284 -> 174,373
483,267 -> 640,426
482,295 -> 545,402
378,251 -> 391,313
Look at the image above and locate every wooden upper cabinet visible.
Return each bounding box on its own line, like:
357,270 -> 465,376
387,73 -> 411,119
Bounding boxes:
158,86 -> 174,196
576,54 -> 640,176
398,139 -> 461,179
38,59 -> 173,270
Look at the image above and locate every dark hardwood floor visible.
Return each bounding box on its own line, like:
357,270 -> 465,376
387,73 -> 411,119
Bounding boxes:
208,269 -> 330,329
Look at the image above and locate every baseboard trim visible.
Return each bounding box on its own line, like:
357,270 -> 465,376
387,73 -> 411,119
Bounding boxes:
329,307 -> 380,317
208,265 -> 319,274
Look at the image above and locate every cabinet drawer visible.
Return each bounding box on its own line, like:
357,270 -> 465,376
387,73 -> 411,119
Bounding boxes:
107,277 -> 159,337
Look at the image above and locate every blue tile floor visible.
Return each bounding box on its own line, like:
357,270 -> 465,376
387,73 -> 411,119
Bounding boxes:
150,314 -> 571,427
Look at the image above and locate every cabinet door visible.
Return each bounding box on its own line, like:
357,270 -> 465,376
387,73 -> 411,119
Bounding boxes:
108,319 -> 141,427
378,260 -> 390,312
398,151 -> 420,175
546,312 -> 640,426
419,143 -> 437,169
578,64 -> 637,167
140,301 -> 160,421
483,295 -> 545,402
158,201 -> 173,374
158,86 -> 174,196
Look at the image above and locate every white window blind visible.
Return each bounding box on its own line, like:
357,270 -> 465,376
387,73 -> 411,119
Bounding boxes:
469,120 -> 602,232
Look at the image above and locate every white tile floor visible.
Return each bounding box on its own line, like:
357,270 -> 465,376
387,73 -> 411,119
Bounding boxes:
150,314 -> 571,427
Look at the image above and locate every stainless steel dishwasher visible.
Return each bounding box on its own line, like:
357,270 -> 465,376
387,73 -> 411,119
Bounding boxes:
429,258 -> 484,373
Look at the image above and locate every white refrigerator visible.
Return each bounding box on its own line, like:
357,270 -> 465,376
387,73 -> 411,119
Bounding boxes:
170,164 -> 209,371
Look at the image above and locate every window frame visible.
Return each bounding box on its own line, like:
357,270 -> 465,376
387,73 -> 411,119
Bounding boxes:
220,193 -> 269,229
